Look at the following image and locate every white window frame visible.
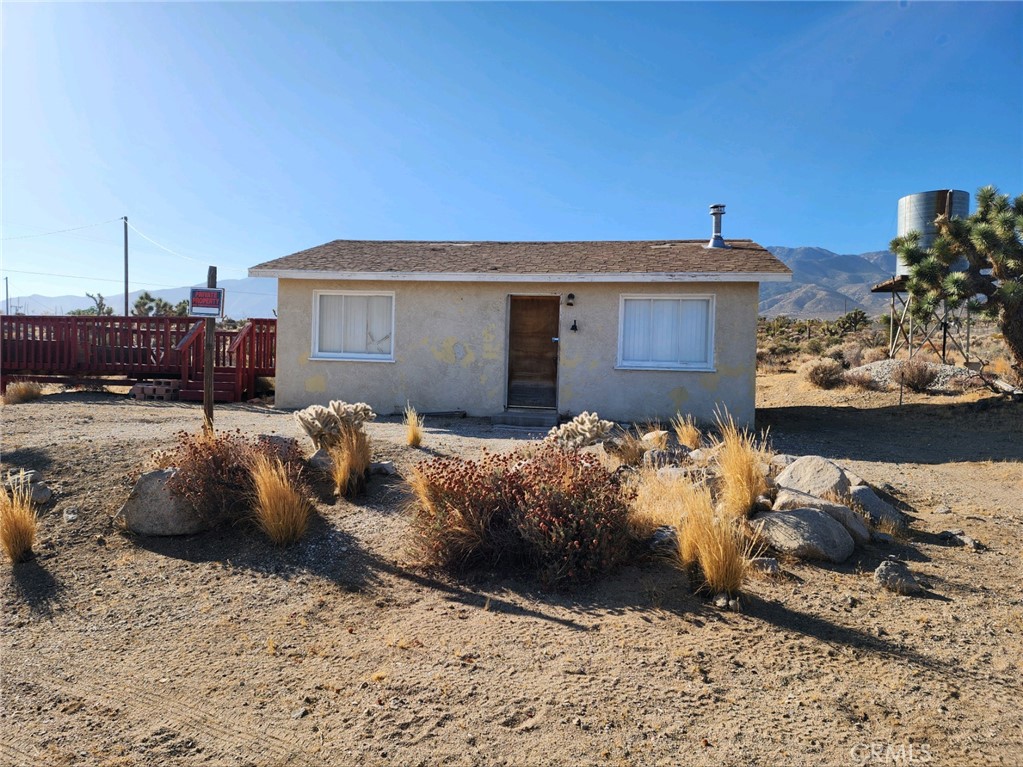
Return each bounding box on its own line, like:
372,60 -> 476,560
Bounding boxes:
311,289 -> 396,362
616,293 -> 715,372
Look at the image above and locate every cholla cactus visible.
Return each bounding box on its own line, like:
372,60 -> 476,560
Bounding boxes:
294,405 -> 341,449
294,401 -> 377,449
545,411 -> 615,451
327,400 -> 376,428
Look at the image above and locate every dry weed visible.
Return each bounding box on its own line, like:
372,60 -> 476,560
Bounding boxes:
2,381 -> 43,405
248,453 -> 310,545
1,476 -> 37,563
713,411 -> 768,520
404,404 -> 425,448
328,426 -> 371,498
800,358 -> 845,389
676,483 -> 750,596
629,468 -> 690,540
671,413 -> 702,449
614,428 -> 650,467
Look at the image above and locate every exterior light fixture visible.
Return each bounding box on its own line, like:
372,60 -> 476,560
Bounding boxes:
566,293 -> 575,306
570,320 -> 579,332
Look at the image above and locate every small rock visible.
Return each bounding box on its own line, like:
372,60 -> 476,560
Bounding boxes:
291,707 -> 308,719
647,525 -> 678,556
115,469 -> 210,536
749,557 -> 780,575
770,453 -> 798,468
641,430 -> 669,449
713,593 -> 730,608
94,535 -> 106,546
62,508 -> 79,523
30,484 -> 53,505
843,595 -> 859,608
933,505 -> 953,515
844,469 -> 867,487
873,532 -> 894,545
727,598 -> 740,611
643,446 -> 689,469
959,535 -> 983,551
369,461 -> 398,476
308,449 -> 332,472
656,467 -> 689,481
874,560 -> 922,594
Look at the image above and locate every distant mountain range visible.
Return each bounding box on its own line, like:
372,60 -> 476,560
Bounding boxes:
761,247 -> 898,318
6,248 -> 900,320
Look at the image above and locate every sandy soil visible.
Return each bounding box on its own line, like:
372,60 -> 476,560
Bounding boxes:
2,377 -> 1022,767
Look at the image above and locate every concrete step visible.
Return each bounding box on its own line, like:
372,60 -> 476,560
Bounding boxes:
490,409 -> 559,428
178,389 -> 237,403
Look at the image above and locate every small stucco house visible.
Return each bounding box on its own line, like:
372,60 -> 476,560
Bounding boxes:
249,211 -> 790,425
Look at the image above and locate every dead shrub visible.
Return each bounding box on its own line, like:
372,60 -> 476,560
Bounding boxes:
841,341 -> 864,368
0,476 -> 37,563
713,411 -> 768,520
861,346 -> 889,364
404,404 -> 425,448
2,381 -> 42,405
843,368 -> 881,391
895,359 -> 938,392
671,413 -> 702,450
328,426 -> 372,498
408,444 -> 633,587
800,358 -> 845,389
163,430 -> 305,526
248,453 -> 311,545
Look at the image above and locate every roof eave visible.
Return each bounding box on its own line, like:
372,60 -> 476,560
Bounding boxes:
247,268 -> 792,283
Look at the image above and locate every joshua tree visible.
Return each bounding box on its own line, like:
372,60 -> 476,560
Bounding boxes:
890,185 -> 1023,381
68,292 -> 114,316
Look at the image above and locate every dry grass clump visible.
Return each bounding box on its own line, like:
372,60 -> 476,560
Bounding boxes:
0,477 -> 37,564
248,454 -> 311,545
328,426 -> 372,498
613,427 -> 650,467
895,358 -> 938,392
862,346 -> 889,364
671,413 -> 702,449
675,483 -> 750,596
800,358 -> 845,389
628,468 -> 692,540
713,412 -> 768,520
843,368 -> 881,391
404,404 -> 425,448
2,381 -> 43,405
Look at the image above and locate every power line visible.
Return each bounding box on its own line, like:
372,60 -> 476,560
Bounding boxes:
124,221 -> 247,274
0,218 -> 122,241
0,267 -> 273,296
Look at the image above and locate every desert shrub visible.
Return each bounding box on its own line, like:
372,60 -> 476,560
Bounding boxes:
843,369 -> 881,391
546,411 -> 615,450
328,426 -> 371,498
802,338 -> 825,355
675,483 -> 750,596
671,412 -> 702,450
823,343 -> 846,363
713,412 -> 768,520
2,381 -> 42,405
841,342 -> 864,368
248,453 -> 311,545
163,430 -> 305,526
800,358 -> 845,389
294,400 -> 376,450
628,468 -> 693,541
895,359 -> 938,392
404,404 -> 425,448
408,445 -> 633,587
0,476 -> 37,563
862,346 -> 889,364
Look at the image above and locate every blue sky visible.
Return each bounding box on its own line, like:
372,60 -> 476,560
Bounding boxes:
2,1 -> 1021,304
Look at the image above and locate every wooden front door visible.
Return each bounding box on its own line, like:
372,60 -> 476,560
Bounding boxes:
507,296 -> 560,409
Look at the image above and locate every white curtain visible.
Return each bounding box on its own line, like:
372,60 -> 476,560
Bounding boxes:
319,294 -> 392,356
622,297 -> 709,366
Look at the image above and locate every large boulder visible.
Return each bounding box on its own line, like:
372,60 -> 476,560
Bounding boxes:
752,508 -> 855,563
774,456 -> 851,499
850,486 -> 906,528
115,469 -> 209,536
773,488 -> 871,546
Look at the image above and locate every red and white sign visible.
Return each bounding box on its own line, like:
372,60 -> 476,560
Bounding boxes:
189,288 -> 225,317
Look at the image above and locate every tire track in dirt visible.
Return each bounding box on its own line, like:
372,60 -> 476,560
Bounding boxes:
7,667 -> 327,766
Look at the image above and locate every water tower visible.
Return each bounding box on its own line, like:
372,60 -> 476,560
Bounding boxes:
872,189 -> 975,364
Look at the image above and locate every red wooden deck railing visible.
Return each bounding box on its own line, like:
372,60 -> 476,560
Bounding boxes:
1,316 -> 276,400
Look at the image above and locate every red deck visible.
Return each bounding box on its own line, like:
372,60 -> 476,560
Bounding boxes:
1,316 -> 276,402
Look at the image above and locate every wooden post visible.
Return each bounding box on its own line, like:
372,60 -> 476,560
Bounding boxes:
203,266 -> 217,432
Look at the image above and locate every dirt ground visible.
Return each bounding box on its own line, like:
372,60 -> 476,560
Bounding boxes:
2,375 -> 1022,767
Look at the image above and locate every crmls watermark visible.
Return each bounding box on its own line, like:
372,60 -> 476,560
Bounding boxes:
850,743 -> 932,764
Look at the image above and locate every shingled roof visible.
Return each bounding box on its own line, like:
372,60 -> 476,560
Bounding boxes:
249,239 -> 791,283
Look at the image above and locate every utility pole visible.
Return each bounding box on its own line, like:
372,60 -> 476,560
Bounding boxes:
123,216 -> 129,316
203,266 -> 217,432
4,276 -> 8,315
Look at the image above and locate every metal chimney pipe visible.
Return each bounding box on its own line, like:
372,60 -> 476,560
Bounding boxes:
706,204 -> 728,249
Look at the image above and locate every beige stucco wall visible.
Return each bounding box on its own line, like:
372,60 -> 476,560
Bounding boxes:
274,278 -> 758,425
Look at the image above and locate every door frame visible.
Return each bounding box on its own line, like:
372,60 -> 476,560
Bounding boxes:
504,292 -> 562,411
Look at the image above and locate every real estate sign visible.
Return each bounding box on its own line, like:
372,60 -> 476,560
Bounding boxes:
189,288 -> 225,318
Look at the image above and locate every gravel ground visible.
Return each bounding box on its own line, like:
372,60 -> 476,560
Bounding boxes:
850,360 -> 976,391
2,384 -> 1023,766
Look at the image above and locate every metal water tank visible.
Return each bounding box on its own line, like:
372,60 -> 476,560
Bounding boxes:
895,189 -> 970,276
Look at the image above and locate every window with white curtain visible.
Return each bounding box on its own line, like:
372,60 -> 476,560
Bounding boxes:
312,291 -> 394,360
617,295 -> 714,370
